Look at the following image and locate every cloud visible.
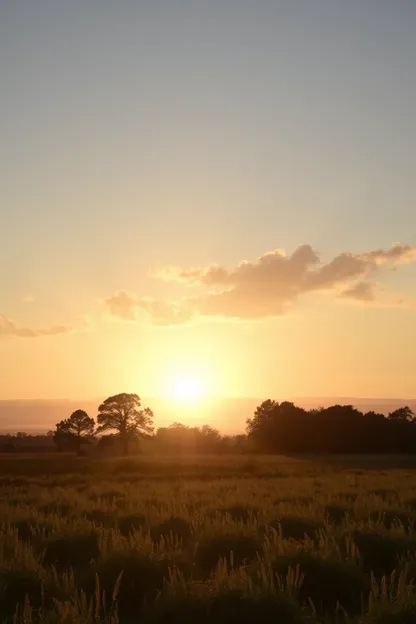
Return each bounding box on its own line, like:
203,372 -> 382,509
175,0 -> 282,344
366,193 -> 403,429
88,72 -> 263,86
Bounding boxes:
103,291 -> 193,325
339,281 -> 377,302
22,295 -> 34,303
0,315 -> 73,339
104,243 -> 416,324
103,291 -> 139,321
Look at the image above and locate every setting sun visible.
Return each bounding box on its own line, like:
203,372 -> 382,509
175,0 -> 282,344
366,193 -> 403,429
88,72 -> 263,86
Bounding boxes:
173,377 -> 203,402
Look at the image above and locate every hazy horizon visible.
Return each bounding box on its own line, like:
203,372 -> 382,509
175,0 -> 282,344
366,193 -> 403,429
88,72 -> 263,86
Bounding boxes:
2,2 -> 416,413
2,395 -> 416,436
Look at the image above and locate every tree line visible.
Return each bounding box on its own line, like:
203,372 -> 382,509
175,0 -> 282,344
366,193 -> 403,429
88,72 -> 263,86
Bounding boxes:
247,401 -> 416,454
3,394 -> 416,456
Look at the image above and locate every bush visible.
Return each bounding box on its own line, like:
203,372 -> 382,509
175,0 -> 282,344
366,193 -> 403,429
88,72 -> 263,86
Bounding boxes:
141,588 -> 304,624
195,534 -> 261,575
325,504 -> 351,525
39,502 -> 73,517
368,509 -> 415,530
272,550 -> 371,616
0,569 -> 44,620
85,508 -> 114,528
363,599 -> 416,624
12,519 -> 54,543
211,505 -> 260,524
149,516 -> 192,544
265,516 -> 324,541
118,513 -> 147,537
42,531 -> 100,570
348,530 -> 416,577
84,552 -> 169,620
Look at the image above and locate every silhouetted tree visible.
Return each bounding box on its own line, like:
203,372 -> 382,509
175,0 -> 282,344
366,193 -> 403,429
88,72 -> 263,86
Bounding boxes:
155,422 -> 224,454
247,400 -> 416,454
54,409 -> 95,454
96,393 -> 154,455
388,406 -> 415,422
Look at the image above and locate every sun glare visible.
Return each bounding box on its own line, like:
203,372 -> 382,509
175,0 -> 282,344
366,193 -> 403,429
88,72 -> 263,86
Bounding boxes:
173,377 -> 203,402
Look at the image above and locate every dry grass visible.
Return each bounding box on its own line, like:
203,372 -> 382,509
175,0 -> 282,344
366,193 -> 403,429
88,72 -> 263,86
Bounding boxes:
1,453 -> 416,622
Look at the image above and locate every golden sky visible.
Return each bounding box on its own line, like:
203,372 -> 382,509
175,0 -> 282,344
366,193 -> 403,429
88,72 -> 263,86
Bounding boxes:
1,2 -> 416,401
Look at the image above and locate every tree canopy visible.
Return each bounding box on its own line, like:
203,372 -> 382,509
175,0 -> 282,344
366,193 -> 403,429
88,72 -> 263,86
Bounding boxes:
54,409 -> 95,454
96,393 -> 154,455
247,400 -> 416,454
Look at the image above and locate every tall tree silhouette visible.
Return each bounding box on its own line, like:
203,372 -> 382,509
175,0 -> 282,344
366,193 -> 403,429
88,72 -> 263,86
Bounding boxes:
54,409 -> 95,454
388,406 -> 415,422
96,393 -> 154,455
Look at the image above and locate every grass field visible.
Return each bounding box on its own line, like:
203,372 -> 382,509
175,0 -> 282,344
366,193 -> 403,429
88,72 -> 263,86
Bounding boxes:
2,453 -> 416,623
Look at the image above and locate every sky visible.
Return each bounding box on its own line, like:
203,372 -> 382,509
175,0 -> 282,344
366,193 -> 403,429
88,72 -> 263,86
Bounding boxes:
1,1 -> 415,403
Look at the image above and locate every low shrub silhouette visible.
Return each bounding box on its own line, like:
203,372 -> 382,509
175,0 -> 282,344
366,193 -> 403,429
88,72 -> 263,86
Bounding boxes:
195,534 -> 261,575
117,513 -> 147,537
272,550 -> 371,616
368,510 -> 415,530
325,504 -> 351,525
84,552 -> 169,621
42,531 -> 100,570
141,588 -> 304,624
265,516 -> 324,541
0,569 -> 44,620
348,530 -> 416,577
149,516 -> 192,544
85,508 -> 114,528
211,505 -> 260,523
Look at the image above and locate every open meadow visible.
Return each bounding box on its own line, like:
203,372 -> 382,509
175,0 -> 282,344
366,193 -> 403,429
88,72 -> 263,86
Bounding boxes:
2,453 -> 416,623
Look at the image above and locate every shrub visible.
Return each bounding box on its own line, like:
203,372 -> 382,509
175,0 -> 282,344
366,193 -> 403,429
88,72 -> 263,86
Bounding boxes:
195,534 -> 261,575
369,489 -> 399,501
118,513 -> 147,537
0,569 -> 44,620
84,552 -> 169,620
265,516 -> 324,541
211,505 -> 260,523
42,531 -> 100,570
149,517 -> 192,544
325,504 -> 351,525
85,508 -> 114,528
363,599 -> 416,624
39,502 -> 73,517
272,550 -> 371,616
348,530 -> 416,577
368,510 -> 415,530
141,588 -> 304,624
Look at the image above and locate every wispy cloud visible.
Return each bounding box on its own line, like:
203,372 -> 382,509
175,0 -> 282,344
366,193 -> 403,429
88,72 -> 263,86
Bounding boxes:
339,281 -> 378,302
0,316 -> 73,339
104,243 -> 416,325
22,295 -> 34,303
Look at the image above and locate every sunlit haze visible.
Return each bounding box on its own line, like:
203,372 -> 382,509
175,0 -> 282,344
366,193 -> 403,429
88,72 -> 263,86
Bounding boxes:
1,2 -> 416,429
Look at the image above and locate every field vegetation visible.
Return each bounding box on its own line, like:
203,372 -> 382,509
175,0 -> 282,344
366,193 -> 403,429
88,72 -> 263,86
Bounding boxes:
2,453 -> 416,623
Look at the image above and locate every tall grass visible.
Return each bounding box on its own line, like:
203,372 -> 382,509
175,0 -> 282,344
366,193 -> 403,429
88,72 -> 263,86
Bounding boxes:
2,453 -> 416,622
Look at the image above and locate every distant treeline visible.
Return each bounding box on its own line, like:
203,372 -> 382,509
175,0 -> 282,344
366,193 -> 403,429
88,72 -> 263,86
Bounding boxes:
2,399 -> 416,456
247,401 -> 416,454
